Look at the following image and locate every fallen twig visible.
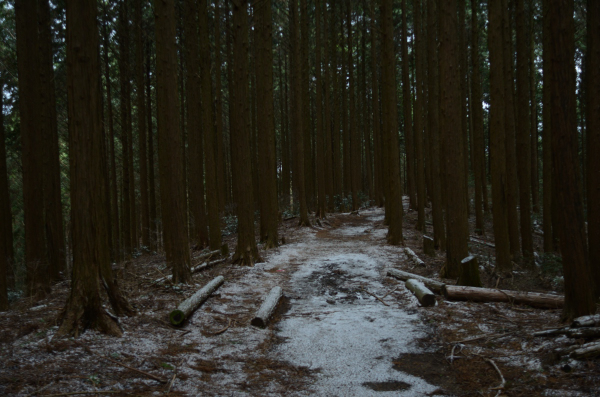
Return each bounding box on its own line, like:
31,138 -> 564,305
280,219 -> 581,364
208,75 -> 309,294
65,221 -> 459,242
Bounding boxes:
448,344 -> 464,364
165,359 -> 184,395
361,288 -> 390,306
211,319 -> 232,335
483,357 -> 506,391
41,392 -> 118,396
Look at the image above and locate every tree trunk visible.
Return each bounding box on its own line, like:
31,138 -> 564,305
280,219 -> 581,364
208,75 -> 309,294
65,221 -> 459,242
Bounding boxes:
346,0 -> 359,211
548,0 -> 596,320
402,0 -> 416,212
502,0 -> 521,258
370,2 -> 384,208
16,0 -> 50,299
315,0 -> 326,219
488,0 -> 512,273
300,0 -> 313,210
387,268 -> 446,294
58,0 -> 123,337
440,0 -> 469,279
587,0 -> 600,300
516,0 -> 533,262
380,0 -> 403,245
134,0 -> 149,249
39,0 -> 66,281
427,0 -> 445,250
414,0 -> 426,232
155,0 -> 192,283
146,43 -> 158,253
443,285 -> 563,309
542,0 -> 553,253
0,76 -> 11,311
214,0 -> 227,214
231,0 -> 263,265
256,0 -> 279,247
323,1 -> 334,212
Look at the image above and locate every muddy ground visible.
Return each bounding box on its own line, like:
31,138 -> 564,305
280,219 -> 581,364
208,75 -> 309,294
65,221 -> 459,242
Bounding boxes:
0,201 -> 599,396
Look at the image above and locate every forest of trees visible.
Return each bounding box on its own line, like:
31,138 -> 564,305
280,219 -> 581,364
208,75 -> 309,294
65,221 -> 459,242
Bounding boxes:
0,0 -> 598,335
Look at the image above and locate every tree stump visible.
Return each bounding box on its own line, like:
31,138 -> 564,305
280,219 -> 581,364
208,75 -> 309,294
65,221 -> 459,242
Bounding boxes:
457,255 -> 482,287
423,236 -> 435,256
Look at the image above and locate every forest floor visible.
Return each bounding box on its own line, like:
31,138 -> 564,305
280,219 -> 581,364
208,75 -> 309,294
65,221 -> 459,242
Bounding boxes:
1,200 -> 599,396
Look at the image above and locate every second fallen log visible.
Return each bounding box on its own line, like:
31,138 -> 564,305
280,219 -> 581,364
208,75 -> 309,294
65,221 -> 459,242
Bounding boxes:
251,286 -> 283,328
442,285 -> 563,309
405,279 -> 436,307
387,268 -> 446,294
169,276 -> 225,326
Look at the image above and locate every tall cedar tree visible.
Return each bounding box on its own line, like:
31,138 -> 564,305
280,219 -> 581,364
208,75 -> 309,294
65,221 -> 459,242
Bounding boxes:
256,0 -> 279,246
231,0 -> 262,264
39,0 -> 66,280
214,0 -> 228,213
440,0 -> 470,280
155,0 -> 192,283
502,0 -> 521,257
471,0 -> 487,234
380,0 -> 403,245
183,0 -> 209,248
15,0 -> 50,298
199,0 -> 221,250
542,0 -> 554,252
290,0 -> 311,226
488,0 -> 512,273
119,1 -> 132,259
414,0 -> 426,231
370,2 -> 384,208
315,0 -> 326,218
401,0 -> 416,211
588,0 -> 600,298
548,0 -> 595,319
323,0 -> 334,212
332,0 -> 343,203
102,5 -> 121,262
146,43 -> 158,252
0,77 -> 11,311
427,0 -> 445,250
516,0 -> 533,261
300,0 -> 313,209
58,0 -> 124,337
135,0 -> 150,248
346,0 -> 359,211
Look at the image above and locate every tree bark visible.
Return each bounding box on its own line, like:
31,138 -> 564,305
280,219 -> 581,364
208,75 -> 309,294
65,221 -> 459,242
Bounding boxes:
251,286 -> 283,328
146,43 -> 158,252
370,2 -> 384,208
387,268 -> 446,294
401,0 -> 416,211
58,0 -> 123,337
488,0 -> 512,273
16,0 -> 49,299
414,0 -> 426,231
169,276 -> 225,326
542,0 -> 553,253
405,279 -> 436,307
443,285 -> 563,309
440,0 -> 469,279
380,0 -> 403,245
155,0 -> 192,283
548,0 -> 596,320
315,0 -> 326,219
0,76 -> 11,311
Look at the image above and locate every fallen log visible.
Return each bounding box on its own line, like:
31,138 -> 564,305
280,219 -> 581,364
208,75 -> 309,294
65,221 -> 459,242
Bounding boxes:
169,276 -> 225,326
196,249 -> 221,263
405,279 -> 436,307
387,268 -> 445,294
403,248 -> 425,266
469,236 -> 495,248
533,327 -> 570,337
572,314 -> 600,328
555,344 -> 581,357
152,257 -> 227,285
570,341 -> 600,359
442,285 -> 563,309
567,327 -> 600,339
251,286 -> 283,328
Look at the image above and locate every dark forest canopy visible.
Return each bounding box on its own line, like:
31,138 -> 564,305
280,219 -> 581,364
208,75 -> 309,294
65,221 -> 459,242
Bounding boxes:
0,0 -> 597,333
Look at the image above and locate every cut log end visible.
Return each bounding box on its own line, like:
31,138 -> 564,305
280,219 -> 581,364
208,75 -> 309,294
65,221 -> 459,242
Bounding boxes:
169,310 -> 185,327
405,279 -> 436,307
250,317 -> 267,328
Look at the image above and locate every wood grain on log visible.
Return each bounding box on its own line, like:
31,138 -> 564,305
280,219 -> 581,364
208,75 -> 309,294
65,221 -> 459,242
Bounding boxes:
169,276 -> 225,326
570,341 -> 600,359
387,268 -> 445,293
405,279 -> 436,307
442,285 -> 563,309
251,286 -> 283,328
572,314 -> 600,328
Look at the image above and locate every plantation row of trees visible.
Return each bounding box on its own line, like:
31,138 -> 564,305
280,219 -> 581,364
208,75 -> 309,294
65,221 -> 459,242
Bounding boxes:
0,0 -> 597,335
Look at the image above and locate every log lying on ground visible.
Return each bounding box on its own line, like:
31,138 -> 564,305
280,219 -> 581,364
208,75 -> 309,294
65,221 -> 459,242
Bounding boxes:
571,341 -> 600,359
403,248 -> 425,266
152,257 -> 226,285
251,286 -> 283,328
567,327 -> 600,339
469,236 -> 495,248
442,285 -> 563,309
533,327 -> 570,337
169,276 -> 225,326
405,279 -> 436,307
572,314 -> 600,328
387,268 -> 445,294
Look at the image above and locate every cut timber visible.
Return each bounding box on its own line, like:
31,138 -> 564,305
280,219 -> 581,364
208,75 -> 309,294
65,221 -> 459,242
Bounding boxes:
423,236 -> 435,256
469,236 -> 495,248
533,327 -> 570,337
404,248 -> 425,266
251,286 -> 283,328
567,327 -> 600,339
442,285 -> 563,309
457,256 -> 482,287
169,276 -> 225,326
572,314 -> 600,328
152,257 -> 226,285
570,341 -> 600,359
387,268 -> 445,294
196,249 -> 221,263
405,279 -> 436,307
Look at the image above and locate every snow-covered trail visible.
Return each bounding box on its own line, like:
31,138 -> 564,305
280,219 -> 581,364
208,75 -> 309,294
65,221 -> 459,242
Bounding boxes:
266,208 -> 441,396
